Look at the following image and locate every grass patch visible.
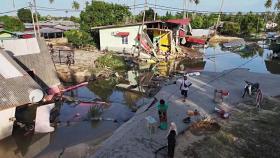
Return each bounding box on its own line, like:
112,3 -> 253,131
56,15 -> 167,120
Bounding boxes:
95,53 -> 127,71
88,105 -> 104,118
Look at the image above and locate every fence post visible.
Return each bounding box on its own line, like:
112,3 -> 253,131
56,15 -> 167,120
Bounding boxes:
59,50 -> 61,64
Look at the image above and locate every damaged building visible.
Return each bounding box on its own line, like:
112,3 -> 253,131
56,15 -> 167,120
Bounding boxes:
91,19 -> 206,60
0,38 -> 60,140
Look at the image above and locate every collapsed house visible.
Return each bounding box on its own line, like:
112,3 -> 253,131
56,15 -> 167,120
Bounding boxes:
0,38 -> 61,140
91,19 -> 206,60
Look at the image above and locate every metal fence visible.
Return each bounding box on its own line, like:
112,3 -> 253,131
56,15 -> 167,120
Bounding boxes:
50,49 -> 75,65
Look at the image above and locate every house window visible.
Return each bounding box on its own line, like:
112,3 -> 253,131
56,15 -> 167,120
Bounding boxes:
122,36 -> 128,44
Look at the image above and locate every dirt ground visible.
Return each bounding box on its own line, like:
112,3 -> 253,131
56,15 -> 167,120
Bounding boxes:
209,35 -> 242,43
175,96 -> 280,158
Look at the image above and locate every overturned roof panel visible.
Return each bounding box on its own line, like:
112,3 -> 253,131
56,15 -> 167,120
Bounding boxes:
0,50 -> 42,111
0,53 -> 23,78
13,38 -> 61,89
1,38 -> 40,56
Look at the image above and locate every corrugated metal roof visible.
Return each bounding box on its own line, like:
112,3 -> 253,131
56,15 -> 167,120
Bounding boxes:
40,27 -> 63,34
0,50 -> 42,111
13,38 -> 61,89
53,25 -> 77,31
91,21 -> 162,30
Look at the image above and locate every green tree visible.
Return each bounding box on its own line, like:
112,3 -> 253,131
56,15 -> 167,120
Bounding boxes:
191,15 -> 203,29
17,8 -> 33,23
201,14 -> 217,28
135,8 -> 157,22
220,22 -> 240,36
70,16 -> 80,23
161,11 -> 174,20
275,1 -> 280,10
72,1 -> 80,10
64,30 -> 93,48
265,0 -> 272,9
0,16 -> 24,31
80,1 -> 131,31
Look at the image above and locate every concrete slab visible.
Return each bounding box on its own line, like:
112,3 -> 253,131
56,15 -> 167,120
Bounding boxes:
91,69 -> 280,158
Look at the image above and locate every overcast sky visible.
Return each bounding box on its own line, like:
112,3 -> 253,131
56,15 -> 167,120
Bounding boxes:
0,0 -> 278,17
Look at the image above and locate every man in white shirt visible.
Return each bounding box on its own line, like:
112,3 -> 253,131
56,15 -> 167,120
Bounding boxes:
177,74 -> 192,102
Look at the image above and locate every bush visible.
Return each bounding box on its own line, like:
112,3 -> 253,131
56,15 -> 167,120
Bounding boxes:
191,16 -> 204,29
64,30 -> 94,48
95,53 -> 126,71
0,15 -> 24,32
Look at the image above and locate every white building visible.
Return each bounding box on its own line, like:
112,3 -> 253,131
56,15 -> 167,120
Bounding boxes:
91,19 -> 196,54
0,38 -> 60,140
93,23 -> 147,53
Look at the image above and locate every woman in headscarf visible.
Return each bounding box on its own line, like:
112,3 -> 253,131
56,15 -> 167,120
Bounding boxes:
167,122 -> 177,158
157,99 -> 169,130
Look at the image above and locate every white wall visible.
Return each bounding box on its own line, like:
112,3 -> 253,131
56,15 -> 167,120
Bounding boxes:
0,108 -> 15,140
35,103 -> 55,133
99,25 -> 146,53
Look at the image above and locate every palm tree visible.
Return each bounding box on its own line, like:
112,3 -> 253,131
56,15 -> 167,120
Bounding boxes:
72,1 -> 80,10
275,1 -> 280,10
265,0 -> 272,9
186,0 -> 200,18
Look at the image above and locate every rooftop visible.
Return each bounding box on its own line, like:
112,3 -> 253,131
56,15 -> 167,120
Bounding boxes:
91,20 -> 163,30
91,19 -> 190,30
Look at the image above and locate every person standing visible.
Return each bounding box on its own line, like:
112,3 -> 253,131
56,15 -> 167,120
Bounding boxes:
157,99 -> 169,130
167,122 -> 177,158
178,74 -> 192,102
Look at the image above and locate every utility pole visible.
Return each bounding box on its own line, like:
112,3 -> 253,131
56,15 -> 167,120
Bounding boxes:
153,0 -> 157,21
133,0 -> 136,22
216,0 -> 224,29
186,0 -> 190,19
32,0 -> 40,37
12,0 -> 15,8
183,0 -> 186,19
29,2 -> 37,38
142,0 -> 147,27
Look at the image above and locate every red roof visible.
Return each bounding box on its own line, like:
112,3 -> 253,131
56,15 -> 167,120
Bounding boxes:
116,32 -> 129,36
186,37 -> 206,45
166,19 -> 190,25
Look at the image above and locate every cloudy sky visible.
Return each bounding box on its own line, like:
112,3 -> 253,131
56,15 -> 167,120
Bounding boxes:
0,0 -> 277,17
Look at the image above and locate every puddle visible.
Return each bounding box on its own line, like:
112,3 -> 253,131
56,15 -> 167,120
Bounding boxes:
0,81 -> 146,158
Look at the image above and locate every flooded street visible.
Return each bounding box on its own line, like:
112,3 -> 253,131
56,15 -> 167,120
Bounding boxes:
0,42 -> 279,158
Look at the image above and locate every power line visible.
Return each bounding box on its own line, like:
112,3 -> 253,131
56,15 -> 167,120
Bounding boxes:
0,6 -> 28,15
133,3 -> 269,14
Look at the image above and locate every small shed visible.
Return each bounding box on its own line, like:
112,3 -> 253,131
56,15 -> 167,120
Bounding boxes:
40,27 -> 64,38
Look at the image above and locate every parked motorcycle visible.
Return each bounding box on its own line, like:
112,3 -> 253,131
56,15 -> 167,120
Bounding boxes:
242,80 -> 260,98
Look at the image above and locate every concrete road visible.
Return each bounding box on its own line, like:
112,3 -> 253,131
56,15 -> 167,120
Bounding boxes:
92,69 -> 280,158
